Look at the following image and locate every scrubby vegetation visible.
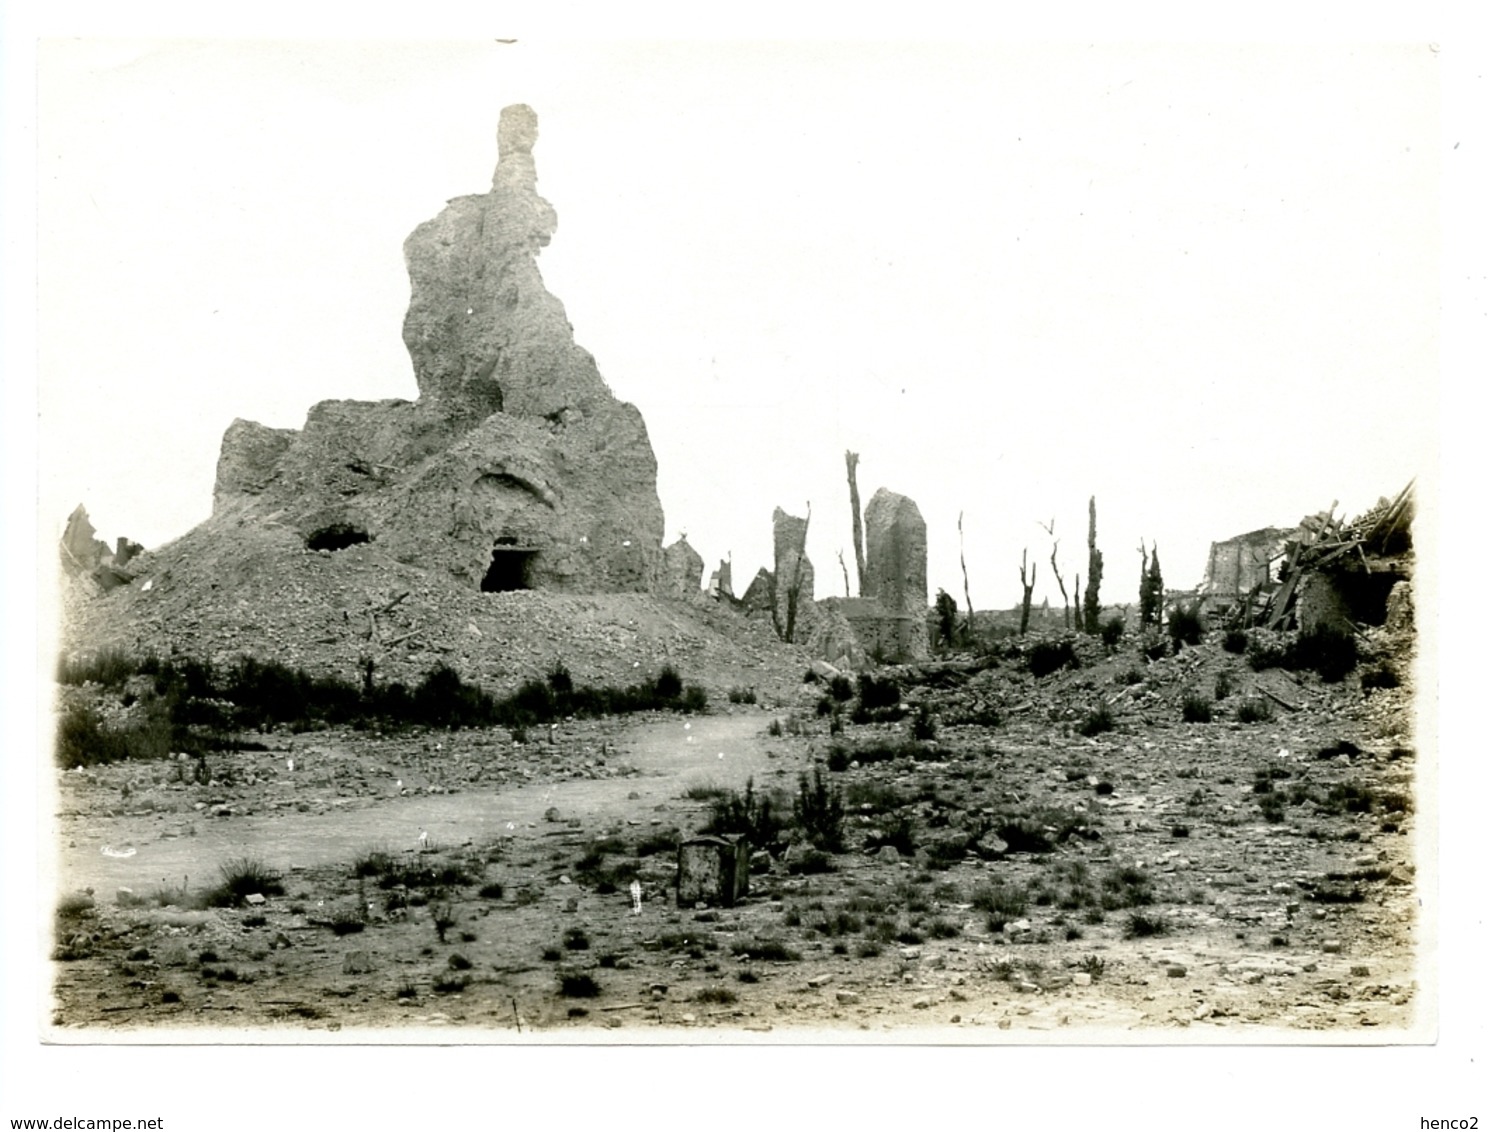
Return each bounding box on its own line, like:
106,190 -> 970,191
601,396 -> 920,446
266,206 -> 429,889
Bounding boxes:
54,652 -> 709,766
1167,604 -> 1204,651
1287,625 -> 1359,683
1075,704 -> 1115,737
208,857 -> 285,909
856,672 -> 901,711
701,777 -> 784,850
1027,638 -> 1079,678
793,764 -> 847,852
1236,697 -> 1274,724
1181,692 -> 1213,724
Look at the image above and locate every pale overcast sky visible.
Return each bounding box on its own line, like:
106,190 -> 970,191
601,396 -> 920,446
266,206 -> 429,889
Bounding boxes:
38,40 -> 1439,610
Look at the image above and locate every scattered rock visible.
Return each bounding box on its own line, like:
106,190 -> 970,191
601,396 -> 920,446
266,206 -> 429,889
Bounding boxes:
809,659 -> 842,682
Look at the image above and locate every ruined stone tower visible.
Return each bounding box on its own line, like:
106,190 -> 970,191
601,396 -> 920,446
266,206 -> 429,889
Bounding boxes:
210,105 -> 666,593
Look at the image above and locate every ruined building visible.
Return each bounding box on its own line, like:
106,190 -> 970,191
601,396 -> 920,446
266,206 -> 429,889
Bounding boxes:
212,104 -> 665,594
1199,484 -> 1415,633
1200,527 -> 1289,613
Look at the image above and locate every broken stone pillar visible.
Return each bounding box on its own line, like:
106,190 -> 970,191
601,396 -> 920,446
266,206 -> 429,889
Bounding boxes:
740,567 -> 775,613
661,536 -> 703,598
862,488 -> 928,658
112,538 -> 144,568
59,505 -> 109,573
676,835 -> 750,907
707,558 -> 734,599
772,507 -> 816,643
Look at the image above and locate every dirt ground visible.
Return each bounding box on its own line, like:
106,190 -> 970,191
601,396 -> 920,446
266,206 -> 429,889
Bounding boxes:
46,628 -> 1421,1040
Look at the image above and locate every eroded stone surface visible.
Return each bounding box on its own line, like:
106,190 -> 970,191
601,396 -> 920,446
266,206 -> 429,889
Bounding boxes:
860,488 -> 928,659
771,507 -> 816,644
661,537 -> 704,599
210,105 -> 665,594
862,489 -> 927,617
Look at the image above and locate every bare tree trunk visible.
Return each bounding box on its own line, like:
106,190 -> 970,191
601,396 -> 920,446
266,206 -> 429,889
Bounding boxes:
1018,548 -> 1037,636
837,549 -> 851,597
958,511 -> 975,639
1038,517 -> 1069,629
845,451 -> 865,595
1084,495 -> 1104,634
1049,541 -> 1069,628
1073,573 -> 1084,633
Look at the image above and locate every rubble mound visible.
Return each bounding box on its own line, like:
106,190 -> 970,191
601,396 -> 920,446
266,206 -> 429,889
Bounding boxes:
61,521 -> 806,699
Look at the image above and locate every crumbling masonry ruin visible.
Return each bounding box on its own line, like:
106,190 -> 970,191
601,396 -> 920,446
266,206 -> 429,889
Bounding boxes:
211,105 -> 667,594
750,488 -> 930,665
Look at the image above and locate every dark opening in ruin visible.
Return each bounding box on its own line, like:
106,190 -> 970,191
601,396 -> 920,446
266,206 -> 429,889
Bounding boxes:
1329,569 -> 1405,627
481,538 -> 537,592
306,523 -> 371,552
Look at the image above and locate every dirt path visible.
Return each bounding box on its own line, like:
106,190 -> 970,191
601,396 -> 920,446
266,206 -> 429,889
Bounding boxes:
54,713 -> 776,898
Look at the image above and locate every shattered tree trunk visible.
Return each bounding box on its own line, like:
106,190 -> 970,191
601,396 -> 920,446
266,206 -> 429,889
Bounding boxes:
1019,548 -> 1037,636
1083,496 -> 1103,634
845,451 -> 865,596
1074,573 -> 1084,633
959,511 -> 975,639
1049,539 -> 1069,629
1139,540 -> 1163,628
1142,541 -> 1154,627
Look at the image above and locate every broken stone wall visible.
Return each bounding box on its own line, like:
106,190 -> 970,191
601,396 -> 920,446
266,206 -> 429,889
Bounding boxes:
1201,527 -> 1286,604
828,596 -> 921,665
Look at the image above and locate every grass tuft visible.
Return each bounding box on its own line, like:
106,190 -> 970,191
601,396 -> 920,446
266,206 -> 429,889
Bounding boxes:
558,972 -> 602,998
1180,693 -> 1212,724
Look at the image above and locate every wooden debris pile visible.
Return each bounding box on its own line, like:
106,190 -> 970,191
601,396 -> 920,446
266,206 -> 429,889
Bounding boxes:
1231,480 -> 1415,631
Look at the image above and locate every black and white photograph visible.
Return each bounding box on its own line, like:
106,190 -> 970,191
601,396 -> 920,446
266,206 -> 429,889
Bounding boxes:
5,17 -> 1483,1132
